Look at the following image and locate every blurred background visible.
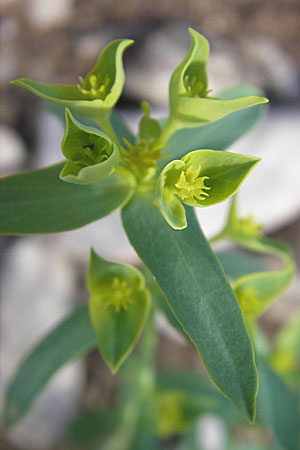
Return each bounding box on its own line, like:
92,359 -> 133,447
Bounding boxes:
1,0 -> 300,449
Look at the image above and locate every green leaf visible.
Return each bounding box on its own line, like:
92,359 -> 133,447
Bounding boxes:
162,85 -> 268,163
0,163 -> 134,234
87,249 -> 151,373
67,409 -> 121,445
257,362 -> 300,450
143,266 -> 184,334
11,39 -> 134,122
216,250 -> 265,281
60,109 -> 120,185
4,306 -> 96,428
122,195 -> 258,422
110,109 -> 135,145
155,150 -> 260,229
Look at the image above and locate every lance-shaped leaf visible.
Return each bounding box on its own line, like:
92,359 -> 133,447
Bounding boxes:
60,109 -> 120,184
219,197 -> 296,323
257,362 -> 300,450
122,196 -> 258,423
4,306 -> 96,428
87,249 -> 151,373
0,163 -> 134,234
153,29 -> 268,148
155,150 -> 260,229
11,39 -> 133,121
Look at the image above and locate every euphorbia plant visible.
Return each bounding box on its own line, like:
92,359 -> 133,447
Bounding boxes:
1,29 -> 298,448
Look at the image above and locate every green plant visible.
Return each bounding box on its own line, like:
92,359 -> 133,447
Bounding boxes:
1,29 -> 299,449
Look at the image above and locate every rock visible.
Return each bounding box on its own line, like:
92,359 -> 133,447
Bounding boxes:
126,24 -> 189,106
26,0 -> 73,31
1,237 -> 85,449
0,125 -> 27,175
240,34 -> 300,102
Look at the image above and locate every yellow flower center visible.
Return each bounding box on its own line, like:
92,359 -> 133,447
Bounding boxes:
104,277 -> 133,313
77,73 -> 111,99
175,165 -> 210,202
73,137 -> 112,168
238,215 -> 262,237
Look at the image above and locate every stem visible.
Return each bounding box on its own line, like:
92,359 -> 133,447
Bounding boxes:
95,116 -> 121,146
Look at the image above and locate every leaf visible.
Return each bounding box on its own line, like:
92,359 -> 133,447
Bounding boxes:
87,249 -> 151,373
162,85 -> 268,163
122,194 -> 258,422
0,163 -> 134,234
11,39 -> 134,121
60,109 -> 120,185
67,409 -> 121,445
155,150 -> 260,229
4,306 -> 96,428
110,109 -> 135,145
216,250 -> 265,281
257,362 -> 300,450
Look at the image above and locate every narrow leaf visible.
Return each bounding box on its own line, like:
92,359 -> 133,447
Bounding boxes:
257,362 -> 300,450
122,195 -> 258,422
0,163 -> 134,234
4,306 -> 96,427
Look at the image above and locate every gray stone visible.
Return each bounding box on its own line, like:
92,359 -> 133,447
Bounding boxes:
1,237 -> 85,449
0,125 -> 27,175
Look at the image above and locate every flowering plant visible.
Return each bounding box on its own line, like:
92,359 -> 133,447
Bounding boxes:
1,29 -> 298,449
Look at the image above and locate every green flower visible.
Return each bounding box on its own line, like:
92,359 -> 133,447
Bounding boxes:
155,149 -> 260,229
87,249 -> 150,373
60,109 -> 120,185
11,39 -> 133,122
153,29 -> 268,148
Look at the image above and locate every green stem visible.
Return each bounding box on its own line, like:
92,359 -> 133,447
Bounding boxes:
95,116 -> 121,146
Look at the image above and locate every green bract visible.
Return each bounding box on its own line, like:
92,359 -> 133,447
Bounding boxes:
214,197 -> 296,326
11,39 -> 133,122
138,101 -> 161,142
153,29 -> 269,148
156,150 -> 260,229
87,249 -> 150,373
60,109 -> 120,185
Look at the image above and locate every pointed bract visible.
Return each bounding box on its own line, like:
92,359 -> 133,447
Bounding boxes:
11,39 -> 134,121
